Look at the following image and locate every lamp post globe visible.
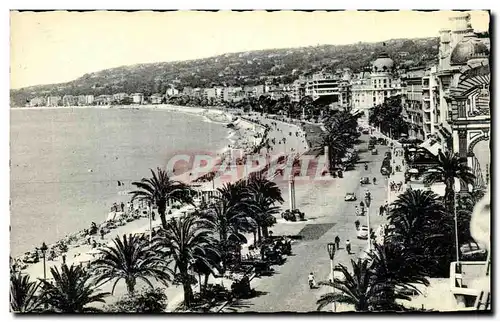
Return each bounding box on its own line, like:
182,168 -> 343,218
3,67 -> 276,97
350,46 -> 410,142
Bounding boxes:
327,242 -> 336,260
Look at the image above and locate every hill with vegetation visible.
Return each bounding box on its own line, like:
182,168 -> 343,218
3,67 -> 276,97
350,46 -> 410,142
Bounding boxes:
10,37 -> 439,106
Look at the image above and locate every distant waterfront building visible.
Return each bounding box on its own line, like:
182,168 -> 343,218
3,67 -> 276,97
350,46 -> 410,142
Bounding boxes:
29,96 -> 47,107
150,93 -> 163,104
113,93 -> 128,102
203,88 -> 217,101
351,50 -> 402,122
401,66 -> 426,141
131,93 -> 144,105
62,95 -> 77,106
304,70 -> 341,101
291,77 -> 306,102
95,94 -> 113,105
166,87 -> 180,97
223,86 -> 244,102
46,96 -> 62,107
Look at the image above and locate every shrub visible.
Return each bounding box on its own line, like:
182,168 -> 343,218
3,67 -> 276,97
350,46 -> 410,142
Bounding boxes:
105,287 -> 168,313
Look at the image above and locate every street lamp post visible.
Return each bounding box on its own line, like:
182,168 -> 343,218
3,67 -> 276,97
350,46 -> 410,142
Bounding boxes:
364,191 -> 372,251
40,242 -> 48,280
40,242 -> 48,310
327,243 -> 337,312
147,202 -> 152,244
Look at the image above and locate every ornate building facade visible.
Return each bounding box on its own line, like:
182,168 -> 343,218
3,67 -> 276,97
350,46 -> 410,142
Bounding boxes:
436,12 -> 490,191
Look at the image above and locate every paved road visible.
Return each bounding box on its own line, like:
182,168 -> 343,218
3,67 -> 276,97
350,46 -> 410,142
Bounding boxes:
227,129 -> 392,313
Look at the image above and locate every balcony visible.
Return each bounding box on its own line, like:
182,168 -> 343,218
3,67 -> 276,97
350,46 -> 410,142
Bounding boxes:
449,261 -> 490,310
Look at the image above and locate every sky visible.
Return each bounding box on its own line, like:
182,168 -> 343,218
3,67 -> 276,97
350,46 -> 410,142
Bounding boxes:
10,10 -> 490,89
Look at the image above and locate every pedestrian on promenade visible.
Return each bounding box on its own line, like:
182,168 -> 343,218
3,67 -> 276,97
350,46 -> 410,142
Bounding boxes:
345,240 -> 351,254
335,236 -> 340,250
355,220 -> 360,230
62,254 -> 66,265
120,202 -> 125,212
308,272 -> 317,289
379,205 -> 384,216
355,206 -> 360,216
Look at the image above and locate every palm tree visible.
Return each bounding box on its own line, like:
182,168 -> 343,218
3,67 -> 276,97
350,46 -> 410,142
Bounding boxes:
246,192 -> 280,243
10,273 -> 43,313
423,150 -> 475,213
130,167 -> 195,229
368,242 -> 429,311
387,188 -> 445,247
317,259 -> 381,312
200,199 -> 253,272
388,188 -> 454,276
216,181 -> 249,207
93,234 -> 173,295
247,173 -> 283,242
39,264 -> 109,313
159,216 -> 219,308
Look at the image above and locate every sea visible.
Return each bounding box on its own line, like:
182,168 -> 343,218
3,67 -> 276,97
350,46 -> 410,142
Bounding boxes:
10,107 -> 229,256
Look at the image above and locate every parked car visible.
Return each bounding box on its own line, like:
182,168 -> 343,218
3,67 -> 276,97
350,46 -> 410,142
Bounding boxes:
344,193 -> 357,201
357,225 -> 369,239
371,148 -> 378,155
360,177 -> 370,184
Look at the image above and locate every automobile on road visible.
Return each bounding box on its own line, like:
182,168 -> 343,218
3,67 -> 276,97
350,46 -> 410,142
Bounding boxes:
357,225 -> 369,239
344,192 -> 357,201
360,177 -> 370,184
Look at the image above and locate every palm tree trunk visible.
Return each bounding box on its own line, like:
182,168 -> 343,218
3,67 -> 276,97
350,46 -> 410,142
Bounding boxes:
257,226 -> 262,244
204,273 -> 210,291
262,225 -> 269,239
253,230 -> 257,246
126,278 -> 136,295
158,200 -> 168,229
181,270 -> 193,308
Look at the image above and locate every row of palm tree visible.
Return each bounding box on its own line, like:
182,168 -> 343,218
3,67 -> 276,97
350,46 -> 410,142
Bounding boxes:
11,168 -> 285,313
319,108 -> 361,172
368,95 -> 408,139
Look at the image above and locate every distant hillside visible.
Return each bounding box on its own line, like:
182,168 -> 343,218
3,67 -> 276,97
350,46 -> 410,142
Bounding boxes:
10,37 -> 439,106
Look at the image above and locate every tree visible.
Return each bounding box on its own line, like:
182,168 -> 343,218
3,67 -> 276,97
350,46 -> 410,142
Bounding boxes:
423,150 -> 475,215
200,199 -> 253,272
387,188 -> 445,247
387,188 -> 454,276
10,273 -> 43,313
130,167 -> 195,229
93,234 -> 173,295
317,259 -> 381,312
368,242 -> 429,311
105,287 -> 168,313
159,216 -> 219,308
39,264 -> 109,313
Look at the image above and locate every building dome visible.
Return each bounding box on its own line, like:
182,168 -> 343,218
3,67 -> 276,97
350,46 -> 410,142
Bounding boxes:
372,52 -> 394,72
450,34 -> 489,65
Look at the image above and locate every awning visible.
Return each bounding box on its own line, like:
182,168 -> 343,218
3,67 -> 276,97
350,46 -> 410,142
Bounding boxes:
420,139 -> 442,156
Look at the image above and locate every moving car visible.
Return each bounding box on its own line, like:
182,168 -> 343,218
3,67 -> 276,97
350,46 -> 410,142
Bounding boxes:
360,177 -> 370,184
371,148 -> 378,155
357,225 -> 369,239
344,193 -> 357,201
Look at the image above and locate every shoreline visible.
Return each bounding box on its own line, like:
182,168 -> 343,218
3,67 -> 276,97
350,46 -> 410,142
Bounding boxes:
11,105 -> 268,266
